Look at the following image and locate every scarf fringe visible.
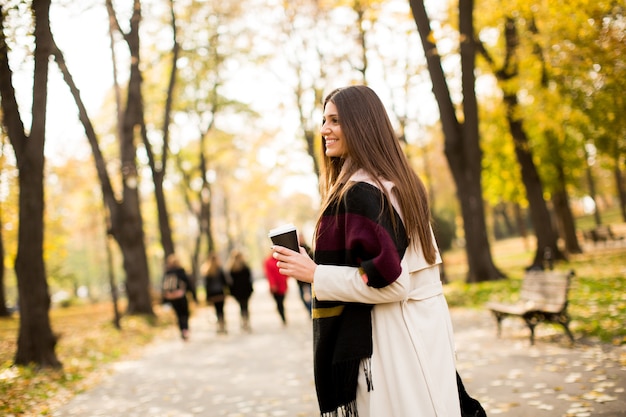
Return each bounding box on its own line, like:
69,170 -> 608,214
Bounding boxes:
321,399 -> 358,417
363,357 -> 373,392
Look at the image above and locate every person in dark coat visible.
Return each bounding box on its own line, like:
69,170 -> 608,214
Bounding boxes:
162,254 -> 197,340
226,249 -> 254,332
201,253 -> 230,334
296,240 -> 313,316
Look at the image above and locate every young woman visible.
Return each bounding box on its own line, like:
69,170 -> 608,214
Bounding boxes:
161,254 -> 197,340
272,85 -> 462,416
201,253 -> 230,334
226,249 -> 254,332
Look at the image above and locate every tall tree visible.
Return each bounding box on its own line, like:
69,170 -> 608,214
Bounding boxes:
139,0 -> 178,258
474,1 -> 624,251
503,1 -> 626,225
565,4 -> 626,222
0,218 -> 6,317
548,137 -> 582,254
172,0 -> 255,269
95,0 -> 154,314
49,0 -> 154,315
0,135 -> 9,317
0,0 -> 61,367
409,0 -> 503,282
525,16 -> 582,255
477,16 -> 565,266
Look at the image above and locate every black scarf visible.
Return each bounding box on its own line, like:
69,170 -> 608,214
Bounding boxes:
313,182 -> 407,416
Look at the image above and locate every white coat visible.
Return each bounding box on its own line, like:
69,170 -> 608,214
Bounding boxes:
313,172 -> 462,417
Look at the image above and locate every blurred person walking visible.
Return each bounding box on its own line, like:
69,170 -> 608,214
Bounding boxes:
263,250 -> 288,325
162,254 -> 197,340
297,240 -> 313,316
226,249 -> 254,332
201,253 -> 230,335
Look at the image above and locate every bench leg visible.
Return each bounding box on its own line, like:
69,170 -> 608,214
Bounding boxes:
523,316 -> 538,345
492,312 -> 504,338
528,323 -> 536,345
562,324 -> 575,344
524,314 -> 575,345
558,313 -> 575,344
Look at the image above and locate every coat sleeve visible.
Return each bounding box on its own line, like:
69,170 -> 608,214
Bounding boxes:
313,259 -> 410,304
180,269 -> 197,302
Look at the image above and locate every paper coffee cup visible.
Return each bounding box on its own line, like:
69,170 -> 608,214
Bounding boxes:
268,224 -> 299,252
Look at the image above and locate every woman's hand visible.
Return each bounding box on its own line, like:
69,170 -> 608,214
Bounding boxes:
272,245 -> 317,284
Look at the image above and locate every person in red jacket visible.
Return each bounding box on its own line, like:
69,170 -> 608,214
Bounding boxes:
263,250 -> 288,325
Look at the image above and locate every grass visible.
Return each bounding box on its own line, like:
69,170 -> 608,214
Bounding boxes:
0,302 -> 175,416
574,208 -> 624,230
443,230 -> 626,345
1,225 -> 625,415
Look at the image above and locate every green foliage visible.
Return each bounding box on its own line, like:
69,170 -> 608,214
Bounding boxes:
571,274 -> 626,344
445,276 -> 520,308
480,96 -> 525,206
575,207 -> 624,230
473,0 -> 624,211
433,209 -> 456,252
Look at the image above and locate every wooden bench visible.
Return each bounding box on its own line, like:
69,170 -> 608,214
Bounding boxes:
486,270 -> 575,345
583,225 -> 623,245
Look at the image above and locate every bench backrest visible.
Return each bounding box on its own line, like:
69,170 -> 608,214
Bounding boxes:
520,270 -> 573,313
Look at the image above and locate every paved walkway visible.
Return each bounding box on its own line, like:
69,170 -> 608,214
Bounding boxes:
52,280 -> 626,417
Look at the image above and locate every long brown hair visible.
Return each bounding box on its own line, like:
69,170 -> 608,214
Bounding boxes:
226,249 -> 247,273
316,85 -> 436,264
201,252 -> 222,277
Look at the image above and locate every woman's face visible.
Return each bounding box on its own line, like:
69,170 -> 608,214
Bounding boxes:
321,101 -> 348,158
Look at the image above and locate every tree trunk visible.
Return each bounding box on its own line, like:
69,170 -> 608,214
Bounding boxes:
584,155 -> 602,226
153,171 -> 174,256
304,129 -> 320,177
0,0 -> 61,367
50,0 -> 154,316
105,227 -> 121,330
202,181 -> 215,255
504,95 -> 565,266
0,209 -> 9,317
116,144 -> 152,315
499,203 -> 517,237
174,151 -> 212,276
52,44 -> 152,315
478,16 -> 565,268
141,0 -> 177,258
552,188 -> 582,255
106,0 -> 154,315
615,161 -> 626,222
113,206 -> 153,314
458,0 -> 504,282
549,138 -> 582,255
409,0 -> 503,282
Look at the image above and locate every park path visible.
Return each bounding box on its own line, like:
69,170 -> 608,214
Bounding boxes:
52,279 -> 626,417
